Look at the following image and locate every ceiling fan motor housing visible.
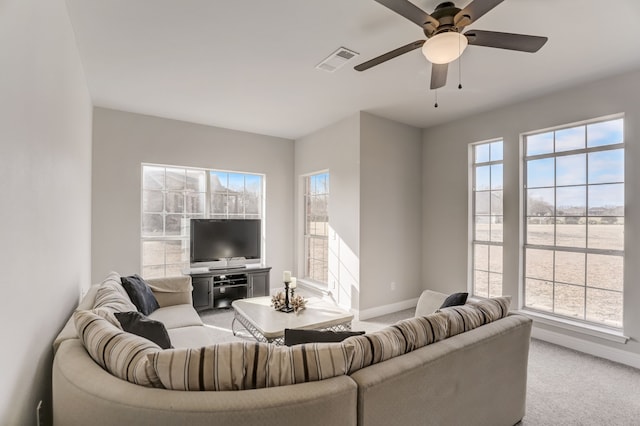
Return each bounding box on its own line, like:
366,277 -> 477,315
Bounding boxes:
426,2 -> 465,37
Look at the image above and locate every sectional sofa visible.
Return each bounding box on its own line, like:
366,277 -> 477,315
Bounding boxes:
52,273 -> 532,426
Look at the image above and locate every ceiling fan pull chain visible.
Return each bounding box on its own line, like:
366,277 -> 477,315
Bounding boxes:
434,90 -> 439,108
458,35 -> 463,90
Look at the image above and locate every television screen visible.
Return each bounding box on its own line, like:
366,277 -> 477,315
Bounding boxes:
190,219 -> 261,263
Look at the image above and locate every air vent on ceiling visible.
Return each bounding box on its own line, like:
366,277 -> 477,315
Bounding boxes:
315,47 -> 359,73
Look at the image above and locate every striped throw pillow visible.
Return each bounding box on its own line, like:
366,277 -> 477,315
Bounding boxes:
469,296 -> 511,322
148,341 -> 354,391
345,311 -> 448,374
438,304 -> 486,337
74,310 -> 163,388
439,296 -> 512,337
93,279 -> 138,328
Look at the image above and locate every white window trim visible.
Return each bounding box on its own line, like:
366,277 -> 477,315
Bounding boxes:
299,170 -> 330,288
469,138 -> 504,297
519,113 -> 625,330
515,309 -> 629,344
140,163 -> 266,277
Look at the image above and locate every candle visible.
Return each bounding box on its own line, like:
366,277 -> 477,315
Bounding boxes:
290,277 -> 297,289
283,270 -> 291,283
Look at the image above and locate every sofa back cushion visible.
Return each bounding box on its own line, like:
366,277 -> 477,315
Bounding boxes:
74,310 -> 163,388
439,296 -> 512,337
93,273 -> 138,328
469,296 -> 511,321
148,341 -> 354,391
345,312 -> 449,374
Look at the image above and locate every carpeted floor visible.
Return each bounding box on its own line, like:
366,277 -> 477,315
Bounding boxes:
199,306 -> 640,425
522,339 -> 640,425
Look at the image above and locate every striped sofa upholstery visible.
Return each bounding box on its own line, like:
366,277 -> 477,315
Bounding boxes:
345,296 -> 512,374
92,272 -> 138,328
72,288 -> 512,392
469,296 -> 512,321
149,341 -> 355,391
345,311 -> 449,374
74,310 -> 163,387
438,296 -> 512,337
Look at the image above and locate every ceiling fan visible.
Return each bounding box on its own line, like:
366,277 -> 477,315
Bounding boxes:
355,0 -> 548,90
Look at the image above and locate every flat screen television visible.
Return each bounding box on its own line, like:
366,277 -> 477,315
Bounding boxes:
190,219 -> 261,264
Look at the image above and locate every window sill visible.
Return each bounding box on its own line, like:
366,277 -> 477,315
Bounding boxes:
297,279 -> 330,296
515,309 -> 629,344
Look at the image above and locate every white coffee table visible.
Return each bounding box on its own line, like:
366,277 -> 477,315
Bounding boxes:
231,296 -> 354,345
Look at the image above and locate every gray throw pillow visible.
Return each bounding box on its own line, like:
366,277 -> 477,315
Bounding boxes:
115,311 -> 172,349
439,292 -> 468,309
120,274 -> 160,315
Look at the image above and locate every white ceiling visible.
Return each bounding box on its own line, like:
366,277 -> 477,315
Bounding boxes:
66,0 -> 640,140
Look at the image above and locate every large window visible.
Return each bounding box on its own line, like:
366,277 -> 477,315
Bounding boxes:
141,164 -> 264,278
523,117 -> 624,328
471,140 -> 504,297
303,172 -> 329,285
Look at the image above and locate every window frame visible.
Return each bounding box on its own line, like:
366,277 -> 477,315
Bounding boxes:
470,139 -> 504,298
521,115 -> 625,329
302,171 -> 330,286
140,163 -> 265,278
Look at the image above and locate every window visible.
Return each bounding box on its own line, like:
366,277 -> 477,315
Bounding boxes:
523,117 -> 624,328
303,172 -> 329,285
141,165 -> 264,278
209,171 -> 262,219
471,140 -> 504,298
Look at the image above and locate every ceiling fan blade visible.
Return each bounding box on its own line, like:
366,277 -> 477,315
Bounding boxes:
465,30 -> 548,52
374,0 -> 438,29
354,40 -> 425,71
455,0 -> 504,27
430,63 -> 448,89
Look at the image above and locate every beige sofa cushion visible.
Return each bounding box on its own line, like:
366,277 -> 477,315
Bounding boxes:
74,310 -> 163,388
414,290 -> 449,317
146,275 -> 193,307
167,325 -> 217,348
148,304 -> 203,329
149,341 -> 355,391
345,312 -> 448,374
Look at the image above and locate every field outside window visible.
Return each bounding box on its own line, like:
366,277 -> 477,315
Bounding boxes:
523,117 -> 624,328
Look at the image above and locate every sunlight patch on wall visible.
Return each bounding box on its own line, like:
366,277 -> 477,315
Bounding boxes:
328,226 -> 359,310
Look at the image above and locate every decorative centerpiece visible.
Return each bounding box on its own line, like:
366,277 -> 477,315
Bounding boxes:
271,271 -> 306,314
290,293 -> 307,313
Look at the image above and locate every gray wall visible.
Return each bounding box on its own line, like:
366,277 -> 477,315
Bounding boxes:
422,69 -> 640,361
92,108 -> 294,288
294,114 -> 361,309
0,0 -> 93,423
294,112 -> 423,315
360,112 -> 423,311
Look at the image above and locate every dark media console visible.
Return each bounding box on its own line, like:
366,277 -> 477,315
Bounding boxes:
186,266 -> 271,311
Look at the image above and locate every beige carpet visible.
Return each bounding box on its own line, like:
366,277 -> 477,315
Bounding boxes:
199,307 -> 640,425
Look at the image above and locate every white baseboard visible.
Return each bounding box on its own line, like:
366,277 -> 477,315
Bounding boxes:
356,297 -> 419,321
532,326 -> 640,370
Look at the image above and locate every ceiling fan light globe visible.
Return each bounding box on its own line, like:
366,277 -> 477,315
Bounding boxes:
422,32 -> 468,64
